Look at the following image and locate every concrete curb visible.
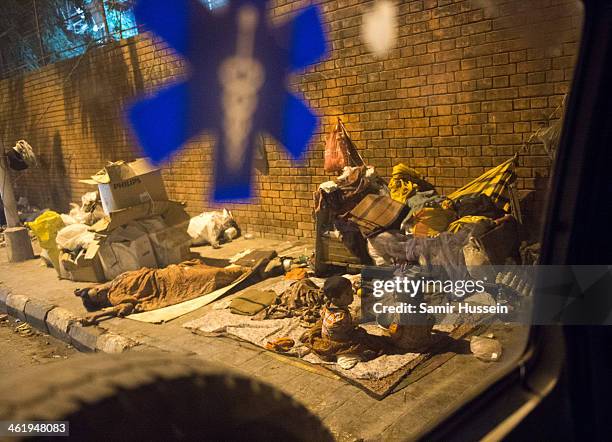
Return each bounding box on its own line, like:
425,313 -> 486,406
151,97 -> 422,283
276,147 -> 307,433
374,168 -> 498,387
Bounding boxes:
6,294 -> 29,322
0,287 -> 135,354
24,301 -> 55,334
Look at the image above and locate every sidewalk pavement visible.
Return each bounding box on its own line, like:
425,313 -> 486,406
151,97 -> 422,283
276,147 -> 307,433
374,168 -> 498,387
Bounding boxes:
0,236 -> 528,441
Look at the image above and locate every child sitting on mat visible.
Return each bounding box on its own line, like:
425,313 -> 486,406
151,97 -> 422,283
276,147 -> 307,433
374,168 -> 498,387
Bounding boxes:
301,276 -> 390,369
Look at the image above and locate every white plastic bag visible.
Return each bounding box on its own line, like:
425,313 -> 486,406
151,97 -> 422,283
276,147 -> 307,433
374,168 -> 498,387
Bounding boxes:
68,191 -> 104,226
56,224 -> 95,252
60,213 -> 77,225
81,191 -> 98,209
187,209 -> 235,247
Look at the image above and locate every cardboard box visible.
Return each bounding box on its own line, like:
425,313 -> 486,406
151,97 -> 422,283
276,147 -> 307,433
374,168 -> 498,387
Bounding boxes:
60,249 -> 106,283
90,200 -> 189,234
95,225 -> 158,280
147,222 -> 192,267
80,158 -> 168,215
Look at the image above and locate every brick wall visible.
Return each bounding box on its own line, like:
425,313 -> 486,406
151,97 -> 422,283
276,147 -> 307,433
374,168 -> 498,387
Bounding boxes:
0,0 -> 582,240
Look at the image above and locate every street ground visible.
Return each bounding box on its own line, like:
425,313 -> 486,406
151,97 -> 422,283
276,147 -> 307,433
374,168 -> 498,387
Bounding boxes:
0,237 -> 530,441
0,314 -> 77,374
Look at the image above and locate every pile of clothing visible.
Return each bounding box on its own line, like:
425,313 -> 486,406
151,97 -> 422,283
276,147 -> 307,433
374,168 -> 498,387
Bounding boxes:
316,155 -> 532,279
227,278 -> 326,325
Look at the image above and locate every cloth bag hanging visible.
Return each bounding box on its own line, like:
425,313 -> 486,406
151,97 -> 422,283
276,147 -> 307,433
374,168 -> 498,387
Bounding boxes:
324,118 -> 364,173
324,122 -> 351,173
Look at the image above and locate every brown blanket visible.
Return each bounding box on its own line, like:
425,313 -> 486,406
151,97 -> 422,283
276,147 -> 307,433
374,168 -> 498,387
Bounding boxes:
77,260 -> 248,324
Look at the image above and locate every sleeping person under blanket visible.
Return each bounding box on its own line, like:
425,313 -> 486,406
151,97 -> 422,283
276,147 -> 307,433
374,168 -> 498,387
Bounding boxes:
75,259 -> 249,325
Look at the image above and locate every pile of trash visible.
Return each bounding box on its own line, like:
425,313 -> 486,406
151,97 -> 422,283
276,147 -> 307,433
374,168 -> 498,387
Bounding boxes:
25,158 -> 194,283
23,158 -> 243,283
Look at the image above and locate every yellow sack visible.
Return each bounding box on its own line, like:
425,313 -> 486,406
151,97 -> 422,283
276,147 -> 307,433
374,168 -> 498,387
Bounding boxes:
25,211 -> 65,272
389,164 -> 429,204
25,211 -> 65,249
447,216 -> 494,233
412,208 -> 457,237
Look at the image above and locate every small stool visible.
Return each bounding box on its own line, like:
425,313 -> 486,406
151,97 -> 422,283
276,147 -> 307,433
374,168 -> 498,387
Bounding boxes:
4,226 -> 35,262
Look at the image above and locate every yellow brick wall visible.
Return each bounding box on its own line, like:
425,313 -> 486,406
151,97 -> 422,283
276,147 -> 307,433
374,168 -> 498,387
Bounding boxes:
0,0 -> 582,240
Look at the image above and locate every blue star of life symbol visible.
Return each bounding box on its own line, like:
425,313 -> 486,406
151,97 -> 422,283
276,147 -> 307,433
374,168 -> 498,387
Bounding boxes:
128,0 -> 328,201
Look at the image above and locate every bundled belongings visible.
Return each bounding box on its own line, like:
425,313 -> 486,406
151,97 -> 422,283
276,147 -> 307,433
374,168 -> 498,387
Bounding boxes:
315,155 -> 526,273
344,194 -> 409,237
260,278 -> 325,324
187,209 -> 239,247
314,165 -> 390,266
6,140 -> 37,171
314,165 -> 387,216
367,231 -> 407,266
409,207 -> 457,238
323,192 -> 408,266
447,156 -> 517,213
75,259 -> 248,324
56,224 -> 95,252
80,158 -> 168,215
388,164 -> 435,204
453,194 -> 506,219
468,215 -> 520,265
447,215 -> 495,234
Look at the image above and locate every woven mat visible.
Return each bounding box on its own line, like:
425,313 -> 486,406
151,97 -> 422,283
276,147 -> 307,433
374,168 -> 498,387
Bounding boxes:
183,309 -> 484,399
